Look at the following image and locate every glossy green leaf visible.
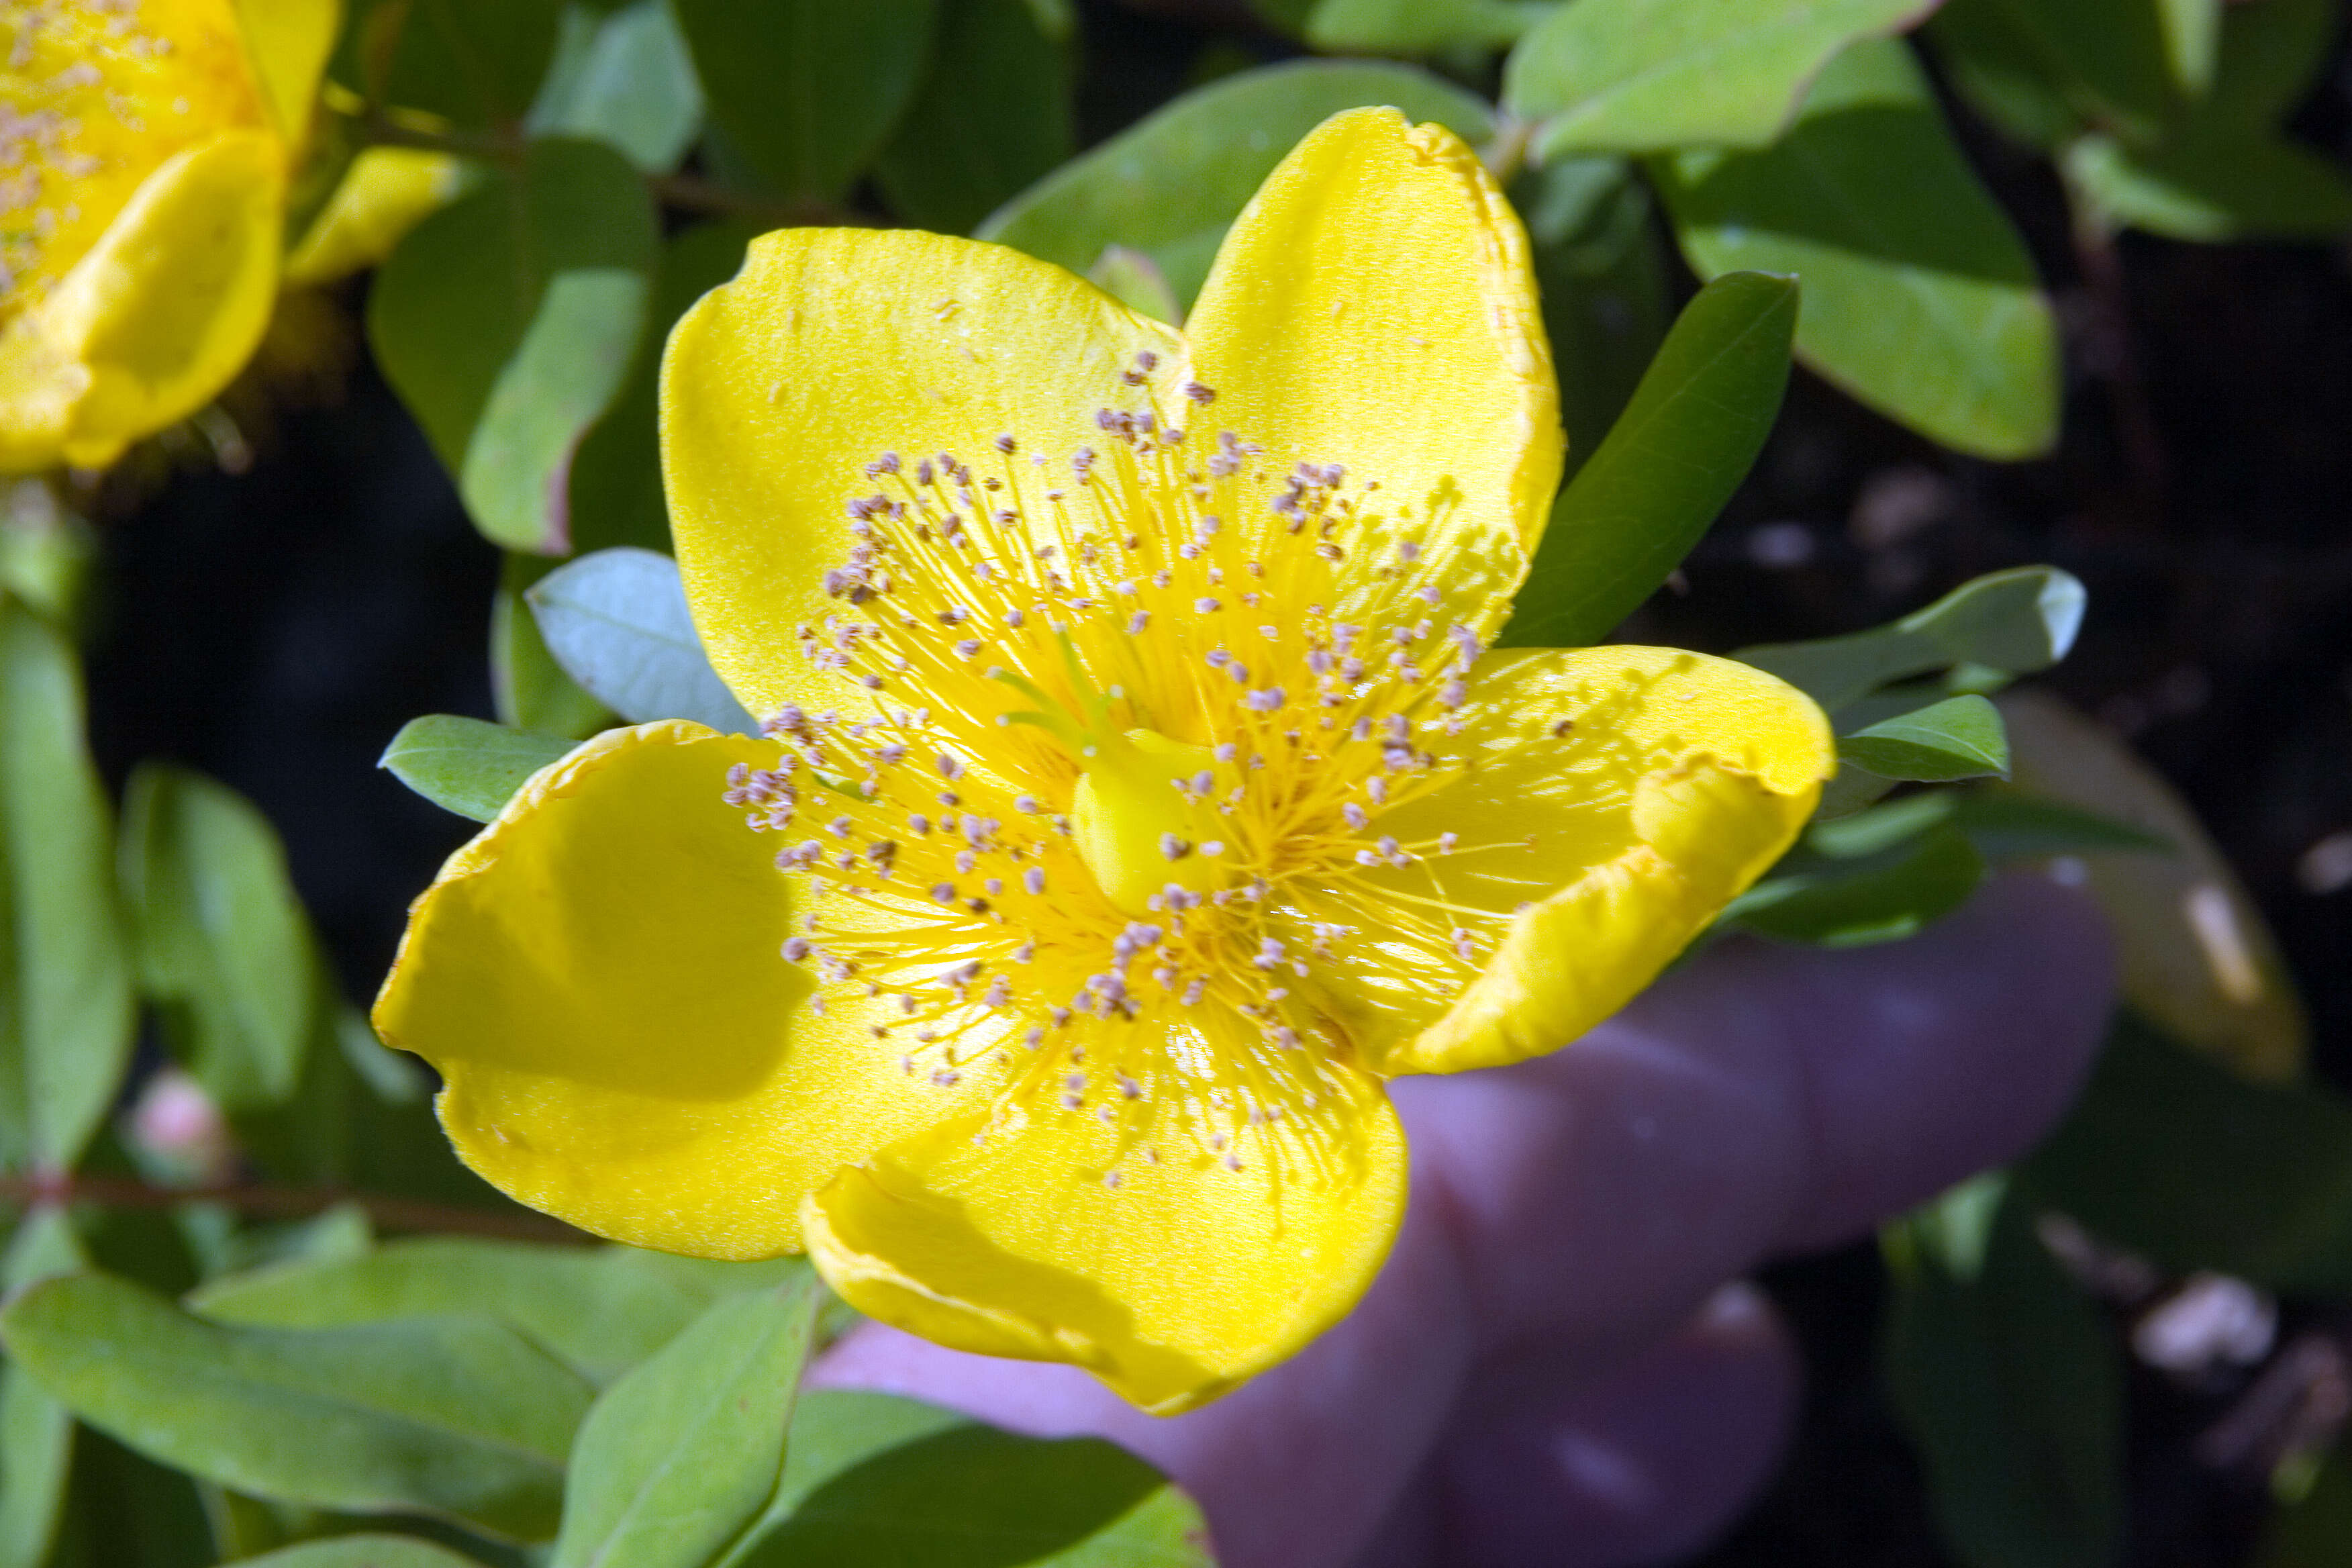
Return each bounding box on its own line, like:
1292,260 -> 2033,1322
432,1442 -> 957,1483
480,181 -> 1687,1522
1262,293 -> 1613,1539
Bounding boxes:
528,0 -> 705,174
1926,0 -> 2174,148
552,1281 -> 819,1568
0,1208 -> 85,1568
1728,824 -> 1986,946
369,0 -> 568,130
568,221 -> 758,559
493,555 -> 614,740
1736,567 -> 2086,711
3,1273 -> 591,1542
1513,157 -> 1674,474
726,1391 -> 1212,1567
2020,1014 -> 2352,1293
528,548 -> 759,733
1653,40 -> 2059,460
1804,787 -> 1960,859
0,601 -> 132,1173
235,1537 -> 489,1567
1085,245 -> 1182,326
1840,694 -> 2010,781
1883,1175 -> 2124,1568
1501,271 -> 1795,648
117,765 -> 314,1115
371,138 -> 656,555
673,0 -> 936,203
380,716 -> 575,825
875,0 -> 1073,235
979,60 -> 1493,310
193,1238 -> 810,1389
1505,0 -> 1933,158
1295,0 -> 1555,51
1951,790 -> 2171,861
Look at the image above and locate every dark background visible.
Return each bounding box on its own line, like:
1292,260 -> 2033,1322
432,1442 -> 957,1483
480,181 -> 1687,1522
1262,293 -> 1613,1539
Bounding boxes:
74,2 -> 2352,1561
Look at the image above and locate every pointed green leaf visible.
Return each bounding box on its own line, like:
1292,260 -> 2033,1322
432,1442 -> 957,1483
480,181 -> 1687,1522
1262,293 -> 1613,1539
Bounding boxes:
193,1238 -> 810,1389
1500,271 -> 1795,648
874,0 -> 1073,236
528,0 -> 705,174
1736,566 -> 2086,711
1653,39 -> 2059,460
0,1208 -> 85,1568
528,548 -> 758,733
235,1537 -> 489,1567
1505,0 -> 1934,158
2,1273 -> 592,1541
1728,824 -> 1986,946
978,60 -> 1493,311
380,716 -> 575,825
0,600 -> 132,1173
552,1280 -> 818,1568
673,0 -> 938,203
1840,694 -> 2010,781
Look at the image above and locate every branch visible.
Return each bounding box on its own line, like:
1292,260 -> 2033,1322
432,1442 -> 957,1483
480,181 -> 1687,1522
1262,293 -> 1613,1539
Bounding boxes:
1,1173 -> 585,1244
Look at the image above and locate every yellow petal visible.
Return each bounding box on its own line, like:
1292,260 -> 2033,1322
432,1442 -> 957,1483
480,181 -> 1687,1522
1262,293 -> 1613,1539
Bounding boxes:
231,0 -> 338,144
0,131 -> 286,472
661,228 -> 1185,721
1184,107 -> 1562,639
283,147 -> 466,287
373,721 -> 997,1260
803,1063 -> 1407,1415
1283,647 -> 1832,1076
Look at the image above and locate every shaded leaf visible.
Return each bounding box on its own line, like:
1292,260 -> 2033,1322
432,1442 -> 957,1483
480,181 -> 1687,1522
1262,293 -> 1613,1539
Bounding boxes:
1949,791 -> 2171,861
727,1390 -> 1212,1567
1840,693 -> 2010,781
1883,1175 -> 2124,1568
117,765 -> 314,1115
528,548 -> 759,732
528,0 -> 705,174
493,555 -> 614,740
1736,566 -> 2086,711
1293,0 -> 1554,52
0,601 -> 132,1173
48,1424 -> 213,1568
1653,39 -> 2059,460
2063,124 -> 2352,243
192,1238 -> 810,1389
552,1280 -> 818,1568
979,60 -> 1493,310
1085,245 -> 1181,326
0,1208 -> 85,1568
1729,824 -> 1986,946
1506,0 -> 1933,158
236,1537 -> 490,1567
3,1273 -> 591,1542
381,716 -> 576,825
1501,271 -> 1795,648
370,138 -> 656,555
875,0 -> 1073,236
1926,0 -> 2174,148
369,0 -> 568,130
673,0 -> 937,203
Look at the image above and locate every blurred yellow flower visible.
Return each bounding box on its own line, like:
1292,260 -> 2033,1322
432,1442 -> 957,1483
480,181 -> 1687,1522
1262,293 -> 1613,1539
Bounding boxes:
0,0 -> 450,471
375,108 -> 1834,1414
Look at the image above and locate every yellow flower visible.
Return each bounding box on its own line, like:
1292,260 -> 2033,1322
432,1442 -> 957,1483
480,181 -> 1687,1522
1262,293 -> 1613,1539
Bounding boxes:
375,108 -> 1834,1415
0,0 -> 428,471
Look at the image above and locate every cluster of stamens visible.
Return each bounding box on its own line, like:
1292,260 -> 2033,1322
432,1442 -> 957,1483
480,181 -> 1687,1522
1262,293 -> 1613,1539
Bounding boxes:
724,356 -> 1516,1186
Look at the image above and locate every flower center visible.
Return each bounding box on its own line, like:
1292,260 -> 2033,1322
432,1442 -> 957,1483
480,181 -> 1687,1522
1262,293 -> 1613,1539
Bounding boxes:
726,356 -> 1510,1180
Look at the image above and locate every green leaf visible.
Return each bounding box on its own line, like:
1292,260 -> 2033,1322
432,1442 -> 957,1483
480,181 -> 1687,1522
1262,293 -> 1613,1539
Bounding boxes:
369,0 -> 569,130
2063,127 -> 2352,243
2157,0 -> 2220,96
1926,0 -> 2173,148
552,1280 -> 818,1568
1500,271 -> 1796,648
2020,1014 -> 2352,1293
370,138 -> 656,554
874,0 -> 1073,236
380,716 -> 575,824
978,60 -> 1493,311
0,600 -> 132,1173
192,1238 -> 811,1389
234,1537 -> 491,1567
1882,1175 -> 2124,1568
673,0 -> 937,204
1653,39 -> 2060,460
1504,0 -> 1933,158
1295,0 -> 1555,52
493,555 -> 614,740
1736,566 -> 2087,711
528,0 -> 705,174
1949,791 -> 2171,861
726,1390 -> 1212,1567
50,1424 -> 213,1568
2,1273 -> 592,1542
0,1208 -> 85,1568
1840,694 -> 2010,781
1805,787 -> 1959,859
117,764 -> 315,1115
1085,245 -> 1182,326
527,548 -> 758,733
1728,824 -> 1986,946
2202,0 -> 2337,132
567,220 -> 760,559
2259,1449 -> 2352,1568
